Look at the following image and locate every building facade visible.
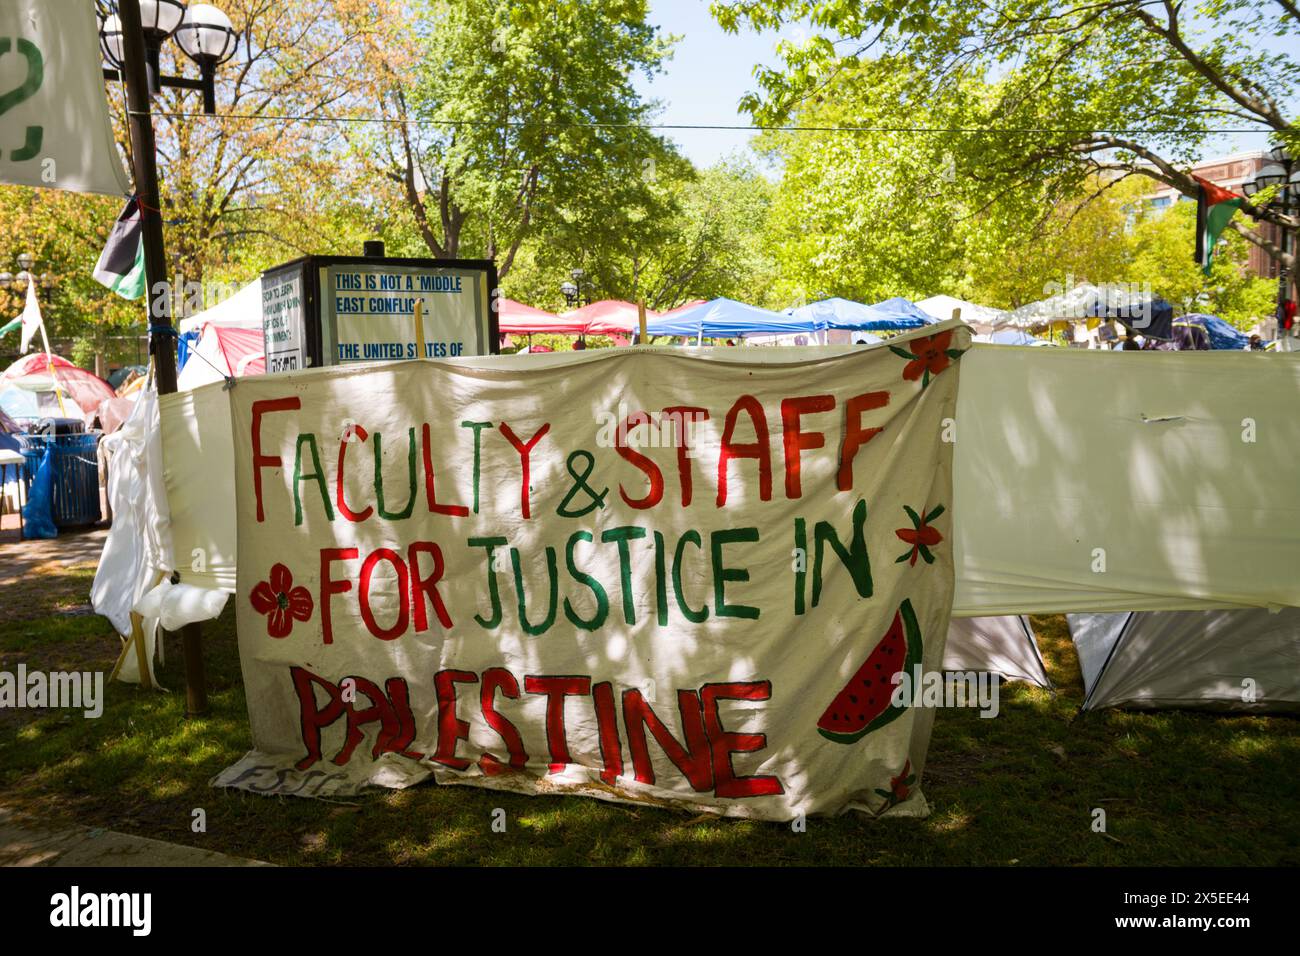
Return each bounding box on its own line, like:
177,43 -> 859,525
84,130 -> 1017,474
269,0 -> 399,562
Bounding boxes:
1144,150 -> 1282,280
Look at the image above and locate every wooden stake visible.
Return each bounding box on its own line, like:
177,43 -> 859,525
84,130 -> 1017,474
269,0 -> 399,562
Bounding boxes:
414,299 -> 426,359
638,301 -> 647,344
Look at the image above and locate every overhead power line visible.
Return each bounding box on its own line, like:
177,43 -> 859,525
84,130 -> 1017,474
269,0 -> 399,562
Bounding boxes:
134,110 -> 1269,136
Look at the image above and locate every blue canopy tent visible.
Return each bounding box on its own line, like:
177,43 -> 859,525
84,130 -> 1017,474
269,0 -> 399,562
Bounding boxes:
1171,315 -> 1211,351
1181,313 -> 1249,350
868,297 -> 936,329
786,297 -> 912,332
645,298 -> 817,340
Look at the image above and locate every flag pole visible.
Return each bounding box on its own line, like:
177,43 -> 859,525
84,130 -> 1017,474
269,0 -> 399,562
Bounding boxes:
37,317 -> 69,419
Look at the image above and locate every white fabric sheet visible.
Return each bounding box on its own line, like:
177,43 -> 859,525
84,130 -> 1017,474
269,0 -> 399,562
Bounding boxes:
953,346 -> 1300,615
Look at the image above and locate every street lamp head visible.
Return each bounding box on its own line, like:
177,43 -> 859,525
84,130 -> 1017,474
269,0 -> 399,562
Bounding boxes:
571,268 -> 584,282
139,0 -> 188,40
560,281 -> 577,298
99,13 -> 125,68
40,272 -> 56,290
175,4 -> 239,67
17,252 -> 34,272
0,272 -> 11,291
1269,144 -> 1290,165
1256,163 -> 1286,188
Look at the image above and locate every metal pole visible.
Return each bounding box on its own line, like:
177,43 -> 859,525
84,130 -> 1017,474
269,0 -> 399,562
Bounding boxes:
118,0 -> 207,716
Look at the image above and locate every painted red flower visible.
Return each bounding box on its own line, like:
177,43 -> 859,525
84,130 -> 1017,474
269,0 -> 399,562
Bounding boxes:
249,563 -> 313,638
890,760 -> 915,801
895,504 -> 945,566
873,759 -> 918,812
889,330 -> 963,388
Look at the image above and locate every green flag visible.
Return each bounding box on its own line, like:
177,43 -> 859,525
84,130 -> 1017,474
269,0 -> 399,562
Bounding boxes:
1194,175 -> 1245,276
93,197 -> 146,299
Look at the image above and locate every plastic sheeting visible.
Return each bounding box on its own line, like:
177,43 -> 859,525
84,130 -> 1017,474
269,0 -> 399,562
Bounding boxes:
1067,609 -> 1300,711
953,345 -> 1300,614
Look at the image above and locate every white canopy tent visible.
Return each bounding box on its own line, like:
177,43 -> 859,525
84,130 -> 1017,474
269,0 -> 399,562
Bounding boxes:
1067,609 -> 1300,711
917,295 -> 1008,334
178,278 -> 263,335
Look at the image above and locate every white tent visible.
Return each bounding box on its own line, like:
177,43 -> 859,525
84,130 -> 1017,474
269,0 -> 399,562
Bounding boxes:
1067,609 -> 1300,711
944,616 -> 1051,688
917,295 -> 1007,334
177,277 -> 262,335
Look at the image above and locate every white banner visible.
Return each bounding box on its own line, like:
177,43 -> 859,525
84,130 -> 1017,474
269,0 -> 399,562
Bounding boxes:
0,0 -> 130,196
212,324 -> 968,819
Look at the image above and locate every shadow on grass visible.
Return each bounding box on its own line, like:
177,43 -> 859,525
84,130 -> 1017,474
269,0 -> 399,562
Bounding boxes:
1,583 -> 1297,865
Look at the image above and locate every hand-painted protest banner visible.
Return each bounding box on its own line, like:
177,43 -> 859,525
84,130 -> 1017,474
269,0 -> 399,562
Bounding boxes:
214,323 -> 968,820
0,0 -> 131,196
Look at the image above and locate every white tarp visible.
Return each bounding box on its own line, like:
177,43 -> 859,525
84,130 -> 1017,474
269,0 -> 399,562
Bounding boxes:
211,324 -> 968,818
953,345 -> 1300,615
91,391 -> 170,683
0,0 -> 130,196
1067,609 -> 1300,711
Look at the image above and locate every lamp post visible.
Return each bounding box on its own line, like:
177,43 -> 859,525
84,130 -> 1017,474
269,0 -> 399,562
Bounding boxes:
97,0 -> 238,717
1242,145 -> 1300,345
99,1 -> 239,115
0,253 -> 57,302
560,268 -> 590,309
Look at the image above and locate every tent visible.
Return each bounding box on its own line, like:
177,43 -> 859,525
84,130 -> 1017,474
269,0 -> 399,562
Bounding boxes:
1006,282 -> 1175,340
917,295 -> 1008,333
1171,315 -> 1211,351
177,278 -> 263,370
785,297 -> 901,332
1067,609 -> 1300,711
496,299 -> 566,336
1180,313 -> 1250,351
177,278 -> 263,335
974,329 -> 1054,346
944,616 -> 1052,688
645,297 -> 814,339
869,297 -> 936,329
176,324 -> 266,390
0,353 -> 116,421
562,300 -> 657,337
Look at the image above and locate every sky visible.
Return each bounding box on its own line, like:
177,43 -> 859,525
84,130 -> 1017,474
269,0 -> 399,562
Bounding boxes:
635,0 -> 784,168
635,0 -> 1285,170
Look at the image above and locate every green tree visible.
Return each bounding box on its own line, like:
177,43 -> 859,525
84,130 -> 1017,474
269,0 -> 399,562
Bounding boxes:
361,0 -> 679,281
714,0 -> 1300,296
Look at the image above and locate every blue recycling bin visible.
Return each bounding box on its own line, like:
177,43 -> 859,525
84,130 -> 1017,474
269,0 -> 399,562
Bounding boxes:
17,432 -> 102,528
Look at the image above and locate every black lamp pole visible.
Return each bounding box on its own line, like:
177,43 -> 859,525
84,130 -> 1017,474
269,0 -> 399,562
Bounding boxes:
117,0 -> 207,715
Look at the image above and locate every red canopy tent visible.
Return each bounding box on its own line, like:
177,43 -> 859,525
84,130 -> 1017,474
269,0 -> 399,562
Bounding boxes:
562,299 -> 657,336
0,353 -> 116,419
496,298 -> 573,335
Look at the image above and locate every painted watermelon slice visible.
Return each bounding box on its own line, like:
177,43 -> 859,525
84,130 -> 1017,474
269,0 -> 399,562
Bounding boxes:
817,598 -> 924,744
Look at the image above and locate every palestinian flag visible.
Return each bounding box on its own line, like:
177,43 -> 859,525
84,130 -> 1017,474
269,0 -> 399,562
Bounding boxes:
93,197 -> 146,299
1194,175 -> 1245,276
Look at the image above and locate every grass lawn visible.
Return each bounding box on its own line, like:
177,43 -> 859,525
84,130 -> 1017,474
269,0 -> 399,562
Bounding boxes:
1,554 -> 1297,866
